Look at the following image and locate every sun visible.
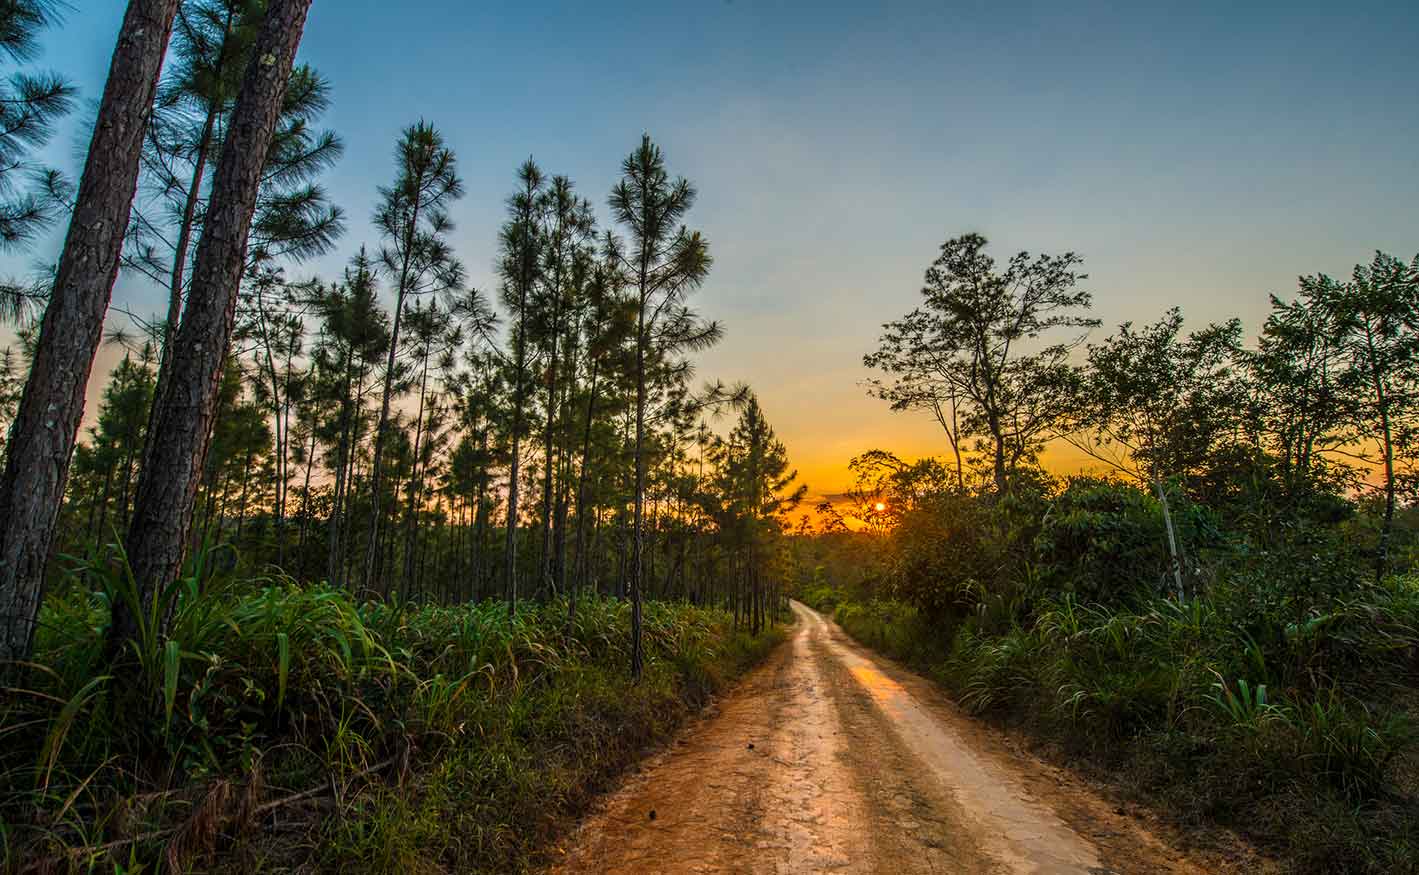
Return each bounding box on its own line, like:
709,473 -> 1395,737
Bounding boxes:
874,502 -> 886,512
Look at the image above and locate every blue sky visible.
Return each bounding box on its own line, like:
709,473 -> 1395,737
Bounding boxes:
12,0 -> 1419,493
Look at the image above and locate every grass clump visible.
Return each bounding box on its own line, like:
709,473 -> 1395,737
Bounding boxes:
2,558 -> 785,873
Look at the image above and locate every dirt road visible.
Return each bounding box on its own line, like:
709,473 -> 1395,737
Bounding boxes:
553,601 -> 1213,875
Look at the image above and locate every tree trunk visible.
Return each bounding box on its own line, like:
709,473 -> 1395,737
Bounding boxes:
95,461 -> 115,546
363,278 -> 413,591
1153,472 -> 1184,598
297,416 -> 316,561
0,0 -> 182,664
988,410 -> 1008,496
144,50 -> 225,460
630,296 -> 647,680
504,290 -> 530,617
571,359 -> 600,625
114,0 -> 313,649
538,313 -> 560,598
328,355 -> 364,586
400,350 -> 431,598
235,446 -> 253,541
472,427 -> 489,599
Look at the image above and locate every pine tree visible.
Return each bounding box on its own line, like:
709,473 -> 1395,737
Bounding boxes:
363,122 -> 463,594
498,159 -> 545,616
0,0 -> 73,255
608,135 -> 712,679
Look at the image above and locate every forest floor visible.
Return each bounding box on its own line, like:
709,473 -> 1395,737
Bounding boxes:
551,601 -> 1254,875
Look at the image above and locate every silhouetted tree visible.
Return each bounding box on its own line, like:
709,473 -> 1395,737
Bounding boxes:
609,134 -> 712,679
363,122 -> 463,593
498,159 -> 544,615
865,233 -> 1097,497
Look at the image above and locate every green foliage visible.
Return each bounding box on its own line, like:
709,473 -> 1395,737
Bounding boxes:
1034,476 -> 1220,604
863,233 -> 1099,496
1,569 -> 782,872
823,577 -> 1419,873
0,0 -> 73,263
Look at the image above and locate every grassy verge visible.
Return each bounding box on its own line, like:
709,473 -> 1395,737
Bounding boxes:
3,573 -> 785,873
803,585 -> 1419,874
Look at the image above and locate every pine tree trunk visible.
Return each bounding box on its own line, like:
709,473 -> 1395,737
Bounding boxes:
95,462 -> 115,546
363,288 -> 410,591
235,447 -> 253,541
145,72 -> 222,458
538,318 -> 560,599
115,0 -> 313,649
400,350 -> 431,597
472,427 -> 489,599
297,419 -> 316,562
571,359 -> 599,623
117,437 -> 138,529
0,0 -> 182,664
630,298 -> 647,680
504,290 -> 529,617
328,357 -> 364,586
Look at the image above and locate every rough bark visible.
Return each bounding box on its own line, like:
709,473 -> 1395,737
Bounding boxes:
0,0 -> 182,664
114,0 -> 313,647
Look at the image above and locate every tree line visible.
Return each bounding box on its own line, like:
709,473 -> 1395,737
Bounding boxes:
859,232 -> 1419,590
0,0 -> 804,677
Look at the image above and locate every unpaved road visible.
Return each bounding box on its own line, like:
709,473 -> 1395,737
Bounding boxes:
553,601 -> 1220,875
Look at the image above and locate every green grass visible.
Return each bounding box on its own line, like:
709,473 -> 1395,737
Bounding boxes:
804,581 -> 1419,874
2,562 -> 786,873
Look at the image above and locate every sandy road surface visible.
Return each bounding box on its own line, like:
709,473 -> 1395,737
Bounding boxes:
552,601 -> 1214,875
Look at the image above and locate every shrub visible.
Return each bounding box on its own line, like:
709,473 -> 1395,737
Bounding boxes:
1033,476 -> 1221,605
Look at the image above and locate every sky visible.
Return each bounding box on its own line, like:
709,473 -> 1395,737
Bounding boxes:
7,0 -> 1419,500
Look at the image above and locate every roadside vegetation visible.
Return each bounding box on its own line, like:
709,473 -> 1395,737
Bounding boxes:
795,237 -> 1419,873
4,565 -> 783,871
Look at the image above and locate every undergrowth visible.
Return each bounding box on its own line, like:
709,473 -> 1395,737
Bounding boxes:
807,578 -> 1419,874
1,554 -> 784,873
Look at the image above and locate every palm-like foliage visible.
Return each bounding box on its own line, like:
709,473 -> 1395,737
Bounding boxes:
0,0 -> 72,254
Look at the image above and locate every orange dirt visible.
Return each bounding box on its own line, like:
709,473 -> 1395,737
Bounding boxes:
551,602 -> 1231,874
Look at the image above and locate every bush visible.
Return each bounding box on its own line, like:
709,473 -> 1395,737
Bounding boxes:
1033,476 -> 1221,606
887,491 -> 1017,622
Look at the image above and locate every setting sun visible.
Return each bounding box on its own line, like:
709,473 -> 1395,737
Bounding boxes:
874,502 -> 887,512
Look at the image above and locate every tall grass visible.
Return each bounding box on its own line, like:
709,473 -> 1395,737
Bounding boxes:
807,576 -> 1419,873
2,553 -> 783,873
